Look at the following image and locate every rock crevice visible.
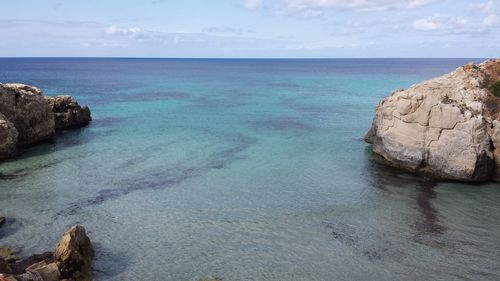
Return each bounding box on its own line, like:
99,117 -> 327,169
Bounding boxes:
365,59 -> 500,182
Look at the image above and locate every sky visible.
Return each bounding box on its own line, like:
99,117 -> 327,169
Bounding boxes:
0,0 -> 499,58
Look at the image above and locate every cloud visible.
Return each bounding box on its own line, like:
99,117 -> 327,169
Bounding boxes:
474,1 -> 496,14
483,14 -> 499,27
0,19 -> 296,57
284,0 -> 436,11
244,0 -> 262,9
202,26 -> 255,35
412,15 -> 499,35
105,25 -> 143,37
413,17 -> 441,31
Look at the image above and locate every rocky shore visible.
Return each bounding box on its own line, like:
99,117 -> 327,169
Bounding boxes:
0,83 -> 91,160
0,84 -> 94,280
0,224 -> 94,281
365,59 -> 500,182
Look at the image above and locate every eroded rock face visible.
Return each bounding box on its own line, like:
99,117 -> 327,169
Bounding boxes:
54,225 -> 94,281
0,83 -> 91,160
0,113 -> 18,159
365,59 -> 500,182
45,96 -> 92,130
0,84 -> 55,146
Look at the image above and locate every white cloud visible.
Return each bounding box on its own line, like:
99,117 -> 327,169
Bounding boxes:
413,17 -> 441,31
408,0 -> 434,8
202,26 -> 255,35
412,15 -> 499,35
285,0 -> 435,11
105,25 -> 142,37
483,14 -> 499,27
474,1 -> 496,14
244,0 -> 262,10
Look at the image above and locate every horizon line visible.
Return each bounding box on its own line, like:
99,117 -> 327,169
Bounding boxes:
0,56 -> 491,60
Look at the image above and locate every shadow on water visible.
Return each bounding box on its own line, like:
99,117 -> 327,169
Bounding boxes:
0,161 -> 58,181
324,148 -> 450,262
0,218 -> 22,239
0,173 -> 22,180
15,125 -> 116,160
0,125 -> 118,180
92,242 -> 132,280
364,150 -> 446,235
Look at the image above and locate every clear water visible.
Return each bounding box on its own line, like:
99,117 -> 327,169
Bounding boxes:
0,58 -> 499,281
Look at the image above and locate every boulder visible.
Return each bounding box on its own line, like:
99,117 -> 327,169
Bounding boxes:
4,252 -> 54,275
365,59 -> 500,182
0,84 -> 55,146
44,96 -> 91,130
54,225 -> 94,281
22,261 -> 60,281
0,226 -> 93,281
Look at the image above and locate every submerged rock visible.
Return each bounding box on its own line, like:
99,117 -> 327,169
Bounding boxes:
54,225 -> 94,281
0,84 -> 55,147
0,83 -> 91,160
365,59 -> 500,182
1,252 -> 54,275
0,248 -> 19,263
45,96 -> 91,130
18,260 -> 60,281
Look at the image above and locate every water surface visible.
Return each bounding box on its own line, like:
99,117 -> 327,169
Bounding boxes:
1,58 -> 499,281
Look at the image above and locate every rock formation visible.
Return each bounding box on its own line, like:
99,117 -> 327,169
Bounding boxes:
365,59 -> 500,182
0,84 -> 55,147
0,83 -> 91,159
45,96 -> 91,130
55,225 -> 94,281
0,225 -> 94,281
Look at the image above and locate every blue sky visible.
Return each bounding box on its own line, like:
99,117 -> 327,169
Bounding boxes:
0,0 -> 499,58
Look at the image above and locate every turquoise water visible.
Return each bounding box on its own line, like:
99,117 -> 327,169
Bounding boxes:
1,58 -> 499,281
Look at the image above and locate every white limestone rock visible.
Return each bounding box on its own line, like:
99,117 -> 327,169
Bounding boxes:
365,59 -> 500,182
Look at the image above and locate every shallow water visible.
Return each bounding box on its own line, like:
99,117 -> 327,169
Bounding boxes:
1,58 -> 499,281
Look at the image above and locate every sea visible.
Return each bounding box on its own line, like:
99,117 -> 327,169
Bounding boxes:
0,58 -> 499,281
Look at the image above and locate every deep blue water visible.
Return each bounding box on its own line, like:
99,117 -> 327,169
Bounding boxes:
1,58 -> 499,281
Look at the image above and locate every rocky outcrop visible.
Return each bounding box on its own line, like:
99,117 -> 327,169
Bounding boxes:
0,83 -> 91,159
365,59 -> 500,182
55,225 -> 94,281
44,96 -> 91,130
0,225 -> 94,281
0,84 -> 55,147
